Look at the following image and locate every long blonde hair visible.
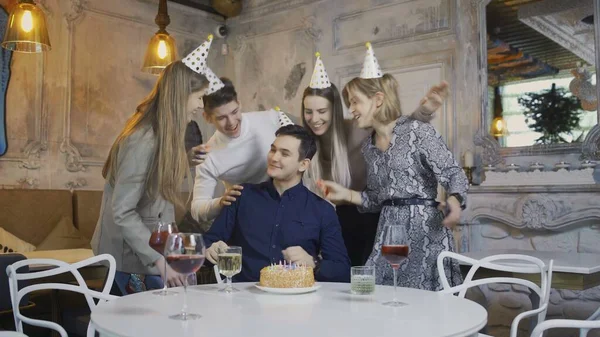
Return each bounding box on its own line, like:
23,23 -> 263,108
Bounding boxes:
301,84 -> 352,193
342,74 -> 402,124
103,61 -> 208,208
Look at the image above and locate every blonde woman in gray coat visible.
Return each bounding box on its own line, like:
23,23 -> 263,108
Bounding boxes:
91,61 -> 208,295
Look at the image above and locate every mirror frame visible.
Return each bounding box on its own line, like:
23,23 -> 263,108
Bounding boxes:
474,0 -> 600,164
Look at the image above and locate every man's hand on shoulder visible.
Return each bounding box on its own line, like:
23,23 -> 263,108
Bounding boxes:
219,185 -> 244,207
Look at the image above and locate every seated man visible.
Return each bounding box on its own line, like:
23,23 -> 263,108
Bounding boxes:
203,124 -> 350,283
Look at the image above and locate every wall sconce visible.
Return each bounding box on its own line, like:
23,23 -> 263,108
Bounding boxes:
1,0 -> 51,53
490,116 -> 508,137
142,0 -> 177,75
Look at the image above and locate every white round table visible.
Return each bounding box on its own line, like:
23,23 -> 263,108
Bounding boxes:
91,282 -> 487,337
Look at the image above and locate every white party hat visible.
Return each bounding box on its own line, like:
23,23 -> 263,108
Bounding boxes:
359,42 -> 382,79
309,52 -> 331,89
276,106 -> 294,127
204,66 -> 225,95
183,34 -> 213,75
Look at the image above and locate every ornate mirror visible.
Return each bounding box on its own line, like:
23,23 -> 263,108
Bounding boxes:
475,0 -> 600,165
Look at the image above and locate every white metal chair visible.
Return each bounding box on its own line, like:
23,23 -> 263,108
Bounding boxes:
6,254 -> 118,337
437,251 -> 554,337
531,305 -> 600,337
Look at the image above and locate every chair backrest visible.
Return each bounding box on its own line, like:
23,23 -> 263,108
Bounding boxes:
437,251 -> 554,337
0,254 -> 29,312
6,254 -> 118,337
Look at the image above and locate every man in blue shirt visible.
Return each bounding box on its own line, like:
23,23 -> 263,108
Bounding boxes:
204,124 -> 350,283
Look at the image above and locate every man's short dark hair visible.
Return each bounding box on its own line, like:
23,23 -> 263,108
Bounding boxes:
275,124 -> 317,161
203,77 -> 237,113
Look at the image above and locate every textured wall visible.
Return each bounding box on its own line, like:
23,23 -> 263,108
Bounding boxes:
0,0 -> 224,190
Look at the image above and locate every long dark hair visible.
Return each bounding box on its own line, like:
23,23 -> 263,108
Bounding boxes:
300,83 -> 351,190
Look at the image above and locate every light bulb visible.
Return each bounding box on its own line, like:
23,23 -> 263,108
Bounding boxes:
21,10 -> 33,33
495,119 -> 504,132
157,40 -> 168,59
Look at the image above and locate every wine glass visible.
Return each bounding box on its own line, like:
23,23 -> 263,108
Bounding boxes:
381,225 -> 410,307
148,222 -> 178,296
217,246 -> 242,293
164,233 -> 206,320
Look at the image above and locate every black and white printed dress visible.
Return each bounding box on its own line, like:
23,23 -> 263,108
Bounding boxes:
360,116 -> 468,291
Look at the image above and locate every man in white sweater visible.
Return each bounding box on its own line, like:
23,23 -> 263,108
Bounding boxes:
191,78 -> 294,222
191,77 -> 444,224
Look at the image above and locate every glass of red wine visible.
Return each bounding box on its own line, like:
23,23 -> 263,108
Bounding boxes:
148,222 -> 179,296
381,225 -> 410,307
164,233 -> 206,320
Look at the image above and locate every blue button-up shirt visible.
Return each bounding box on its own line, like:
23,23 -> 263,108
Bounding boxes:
204,180 -> 350,283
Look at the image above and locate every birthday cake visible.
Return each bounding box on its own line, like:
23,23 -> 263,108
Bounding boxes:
259,262 -> 315,288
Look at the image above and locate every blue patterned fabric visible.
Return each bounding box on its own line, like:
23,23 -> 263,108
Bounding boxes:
0,6 -> 12,156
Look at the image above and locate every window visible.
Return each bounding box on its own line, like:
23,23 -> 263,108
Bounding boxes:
492,75 -> 597,147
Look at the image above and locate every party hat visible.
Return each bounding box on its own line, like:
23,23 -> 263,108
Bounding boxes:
359,42 -> 382,79
183,34 -> 214,75
309,52 -> 331,89
276,106 -> 294,127
204,66 -> 225,95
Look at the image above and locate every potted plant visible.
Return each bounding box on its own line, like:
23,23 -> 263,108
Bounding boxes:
518,83 -> 582,144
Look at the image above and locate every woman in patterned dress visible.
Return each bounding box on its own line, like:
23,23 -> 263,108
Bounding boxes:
317,72 -> 467,291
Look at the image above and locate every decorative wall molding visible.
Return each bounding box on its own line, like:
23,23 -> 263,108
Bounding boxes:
463,186 -> 600,231
232,0 -> 320,22
481,168 -> 595,186
17,177 -> 39,189
473,129 -> 504,166
0,41 -> 48,169
581,124 -> 600,160
59,0 -> 90,172
84,5 -> 214,40
66,0 -> 87,25
57,0 -> 221,173
19,141 -> 48,170
232,15 -> 322,54
36,0 -> 53,17
333,0 -> 454,53
65,178 -> 87,190
302,15 -> 322,42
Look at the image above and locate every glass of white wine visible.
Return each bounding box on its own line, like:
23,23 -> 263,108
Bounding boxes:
217,246 -> 242,293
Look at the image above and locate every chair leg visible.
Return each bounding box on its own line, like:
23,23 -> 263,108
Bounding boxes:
50,289 -> 61,337
528,291 -> 541,333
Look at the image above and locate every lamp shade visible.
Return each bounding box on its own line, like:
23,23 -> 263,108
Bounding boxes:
141,31 -> 177,75
1,0 -> 51,53
490,116 -> 508,137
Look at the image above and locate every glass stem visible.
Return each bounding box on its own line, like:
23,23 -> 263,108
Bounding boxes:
162,257 -> 168,290
226,276 -> 232,291
392,267 -> 398,303
182,274 -> 189,317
